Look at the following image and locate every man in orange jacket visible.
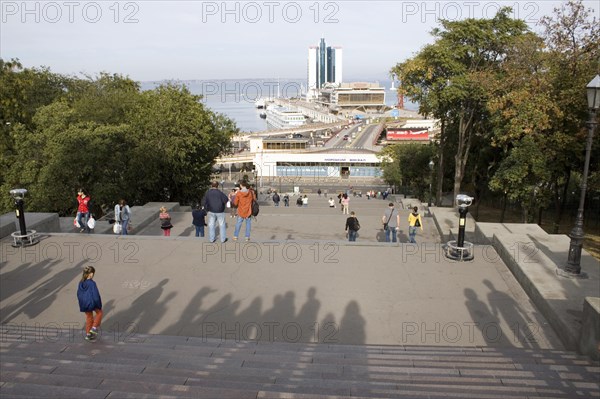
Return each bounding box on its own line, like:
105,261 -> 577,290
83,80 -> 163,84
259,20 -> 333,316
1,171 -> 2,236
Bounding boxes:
232,180 -> 256,241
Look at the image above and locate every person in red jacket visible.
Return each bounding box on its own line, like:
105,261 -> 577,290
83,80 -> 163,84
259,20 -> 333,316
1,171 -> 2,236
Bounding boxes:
76,189 -> 91,233
232,180 -> 256,241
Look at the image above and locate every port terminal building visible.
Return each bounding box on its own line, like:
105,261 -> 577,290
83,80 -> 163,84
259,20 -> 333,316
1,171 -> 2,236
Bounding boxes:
249,138 -> 381,179
217,119 -> 438,183
316,82 -> 387,113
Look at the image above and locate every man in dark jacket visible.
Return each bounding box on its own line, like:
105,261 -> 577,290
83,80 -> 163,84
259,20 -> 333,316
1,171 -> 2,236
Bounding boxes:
202,181 -> 230,243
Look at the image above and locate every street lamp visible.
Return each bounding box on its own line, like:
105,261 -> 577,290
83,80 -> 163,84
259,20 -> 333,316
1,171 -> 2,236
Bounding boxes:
428,160 -> 434,207
563,75 -> 600,276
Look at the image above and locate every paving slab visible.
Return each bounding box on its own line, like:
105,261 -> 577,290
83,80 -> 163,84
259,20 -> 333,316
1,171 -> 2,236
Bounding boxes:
1,234 -> 561,349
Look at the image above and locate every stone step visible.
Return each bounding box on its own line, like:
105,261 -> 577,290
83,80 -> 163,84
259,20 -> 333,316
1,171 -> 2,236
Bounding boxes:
0,382 -> 110,399
3,337 -> 598,372
2,330 -> 599,398
4,329 -> 596,367
6,364 -> 594,399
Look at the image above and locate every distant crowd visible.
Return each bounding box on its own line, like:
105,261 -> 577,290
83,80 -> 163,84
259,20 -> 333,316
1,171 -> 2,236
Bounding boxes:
75,184 -> 423,244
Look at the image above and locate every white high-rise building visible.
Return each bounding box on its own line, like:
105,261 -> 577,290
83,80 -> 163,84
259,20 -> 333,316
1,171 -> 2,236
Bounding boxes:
306,38 -> 342,101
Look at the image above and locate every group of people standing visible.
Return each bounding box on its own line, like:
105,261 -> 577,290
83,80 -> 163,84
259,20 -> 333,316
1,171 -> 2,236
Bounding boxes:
381,203 -> 423,243
339,196 -> 423,244
75,189 -> 132,235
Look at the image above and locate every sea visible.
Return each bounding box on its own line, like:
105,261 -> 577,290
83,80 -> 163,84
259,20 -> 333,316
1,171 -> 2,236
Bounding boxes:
141,79 -> 418,133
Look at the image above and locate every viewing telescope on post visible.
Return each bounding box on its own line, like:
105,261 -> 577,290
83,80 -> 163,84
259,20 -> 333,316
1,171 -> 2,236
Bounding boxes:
444,194 -> 474,261
9,188 -> 39,247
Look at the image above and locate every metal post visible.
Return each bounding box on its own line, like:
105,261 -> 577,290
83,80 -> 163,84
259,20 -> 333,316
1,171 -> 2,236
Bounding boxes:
428,160 -> 434,207
15,198 -> 27,235
565,108 -> 596,275
457,206 -> 468,248
428,178 -> 433,207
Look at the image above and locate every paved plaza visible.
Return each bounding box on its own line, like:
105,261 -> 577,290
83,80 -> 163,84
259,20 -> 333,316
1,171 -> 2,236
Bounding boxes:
1,194 -> 567,349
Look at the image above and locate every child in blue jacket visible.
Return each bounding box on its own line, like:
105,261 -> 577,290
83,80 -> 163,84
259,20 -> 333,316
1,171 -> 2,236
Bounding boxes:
77,266 -> 103,341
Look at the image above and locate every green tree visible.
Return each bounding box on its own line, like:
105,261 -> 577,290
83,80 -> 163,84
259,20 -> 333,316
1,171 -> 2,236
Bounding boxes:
391,9 -> 530,204
0,70 -> 238,215
489,136 -> 552,223
378,143 -> 434,199
0,58 -> 70,190
538,0 -> 600,232
487,0 -> 599,228
125,83 -> 237,205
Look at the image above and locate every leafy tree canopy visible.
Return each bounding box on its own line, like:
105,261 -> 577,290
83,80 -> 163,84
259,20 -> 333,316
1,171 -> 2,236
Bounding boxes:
0,62 -> 238,215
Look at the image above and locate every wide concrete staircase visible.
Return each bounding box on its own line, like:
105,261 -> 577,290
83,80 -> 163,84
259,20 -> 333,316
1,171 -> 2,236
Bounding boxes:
1,327 -> 599,398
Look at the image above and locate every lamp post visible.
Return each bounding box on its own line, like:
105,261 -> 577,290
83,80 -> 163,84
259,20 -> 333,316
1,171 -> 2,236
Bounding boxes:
564,75 -> 600,276
428,160 -> 434,207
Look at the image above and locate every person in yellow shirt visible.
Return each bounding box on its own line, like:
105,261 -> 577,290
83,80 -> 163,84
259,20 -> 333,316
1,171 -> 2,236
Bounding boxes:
407,206 -> 423,243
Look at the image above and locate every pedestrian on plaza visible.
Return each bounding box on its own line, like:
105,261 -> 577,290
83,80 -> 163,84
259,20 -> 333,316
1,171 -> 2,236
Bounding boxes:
345,211 -> 360,242
192,205 -> 207,237
317,188 -> 322,197
337,192 -> 343,204
272,191 -> 280,207
228,189 -> 237,218
302,195 -> 308,207
159,206 -> 173,237
382,202 -> 400,243
366,191 -> 370,200
233,180 -> 256,241
408,206 -> 423,244
114,199 -> 132,235
296,196 -> 303,207
341,193 -> 350,215
328,197 -> 336,208
283,194 -> 290,207
202,181 -> 230,243
76,189 -> 92,233
77,266 -> 102,342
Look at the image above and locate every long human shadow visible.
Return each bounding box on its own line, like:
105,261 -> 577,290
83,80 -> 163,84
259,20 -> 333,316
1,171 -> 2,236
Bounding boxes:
105,279 -> 175,336
483,279 -> 540,349
179,224 -> 195,237
1,259 -> 88,324
162,286 -> 218,336
159,286 -> 367,345
0,258 -> 64,303
464,288 -> 513,347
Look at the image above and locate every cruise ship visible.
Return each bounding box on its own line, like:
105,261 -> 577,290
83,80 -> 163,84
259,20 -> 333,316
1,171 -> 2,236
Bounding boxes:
265,105 -> 307,130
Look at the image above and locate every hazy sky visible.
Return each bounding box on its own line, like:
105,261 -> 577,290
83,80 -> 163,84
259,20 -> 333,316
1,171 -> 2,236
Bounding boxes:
1,1 -> 598,81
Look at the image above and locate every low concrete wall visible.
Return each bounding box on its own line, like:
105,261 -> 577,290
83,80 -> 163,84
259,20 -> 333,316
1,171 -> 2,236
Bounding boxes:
489,228 -> 600,354
491,232 -> 579,350
580,297 -> 600,360
430,207 -> 476,243
0,212 -> 60,239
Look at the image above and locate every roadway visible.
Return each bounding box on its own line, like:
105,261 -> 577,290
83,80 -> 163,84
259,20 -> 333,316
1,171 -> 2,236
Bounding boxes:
323,122 -> 381,152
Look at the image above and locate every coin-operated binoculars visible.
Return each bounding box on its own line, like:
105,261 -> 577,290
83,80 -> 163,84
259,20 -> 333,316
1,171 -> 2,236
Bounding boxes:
9,188 -> 39,247
444,194 -> 474,261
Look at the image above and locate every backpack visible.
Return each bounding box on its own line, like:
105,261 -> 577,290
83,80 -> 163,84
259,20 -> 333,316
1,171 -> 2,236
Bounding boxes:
251,198 -> 260,217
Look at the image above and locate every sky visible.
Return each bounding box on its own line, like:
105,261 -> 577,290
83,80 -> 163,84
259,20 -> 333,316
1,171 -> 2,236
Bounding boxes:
1,1 -> 598,82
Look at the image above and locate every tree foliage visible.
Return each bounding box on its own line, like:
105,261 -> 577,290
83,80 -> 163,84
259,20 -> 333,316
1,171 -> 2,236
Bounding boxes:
0,63 -> 238,215
378,143 -> 434,199
391,8 -> 531,203
390,0 -> 599,226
